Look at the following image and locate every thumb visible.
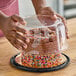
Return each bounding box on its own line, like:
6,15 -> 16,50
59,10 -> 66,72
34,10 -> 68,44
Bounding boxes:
11,15 -> 26,25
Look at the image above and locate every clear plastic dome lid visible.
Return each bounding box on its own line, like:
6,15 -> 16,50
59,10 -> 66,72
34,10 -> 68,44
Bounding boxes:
15,15 -> 68,68
18,15 -> 68,54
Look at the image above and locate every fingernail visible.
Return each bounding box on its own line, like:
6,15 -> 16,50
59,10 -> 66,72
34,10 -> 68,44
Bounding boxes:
23,44 -> 27,49
21,20 -> 26,25
54,14 -> 57,19
51,14 -> 57,20
67,36 -> 70,39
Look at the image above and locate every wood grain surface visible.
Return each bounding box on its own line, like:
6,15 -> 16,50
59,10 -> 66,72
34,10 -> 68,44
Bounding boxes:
0,18 -> 76,76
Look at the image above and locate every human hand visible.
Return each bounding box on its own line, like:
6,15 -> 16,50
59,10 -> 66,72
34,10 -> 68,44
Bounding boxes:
37,7 -> 69,39
0,14 -> 30,51
26,27 -> 56,54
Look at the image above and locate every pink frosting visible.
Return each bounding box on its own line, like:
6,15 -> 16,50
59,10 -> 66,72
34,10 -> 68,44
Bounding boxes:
0,0 -> 19,37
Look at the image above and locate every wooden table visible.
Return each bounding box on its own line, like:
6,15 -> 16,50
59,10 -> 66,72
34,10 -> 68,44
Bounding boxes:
0,18 -> 76,76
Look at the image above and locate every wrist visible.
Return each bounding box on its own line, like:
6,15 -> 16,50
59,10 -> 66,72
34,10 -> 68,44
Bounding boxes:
0,11 -> 7,30
36,5 -> 46,14
32,0 -> 47,14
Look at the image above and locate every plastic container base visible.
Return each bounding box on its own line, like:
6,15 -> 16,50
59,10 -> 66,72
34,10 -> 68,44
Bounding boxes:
10,53 -> 70,72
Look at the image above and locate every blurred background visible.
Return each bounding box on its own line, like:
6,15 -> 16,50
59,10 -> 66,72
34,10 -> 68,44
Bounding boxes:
19,0 -> 76,19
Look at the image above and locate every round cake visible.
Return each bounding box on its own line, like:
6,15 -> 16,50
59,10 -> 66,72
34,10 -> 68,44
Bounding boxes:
15,28 -> 66,68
